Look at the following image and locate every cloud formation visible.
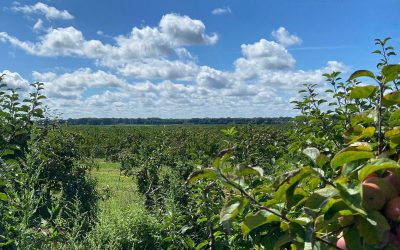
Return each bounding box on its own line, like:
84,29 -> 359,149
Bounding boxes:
211,7 -> 232,15
271,27 -> 302,47
0,10 -> 348,118
11,2 -> 74,20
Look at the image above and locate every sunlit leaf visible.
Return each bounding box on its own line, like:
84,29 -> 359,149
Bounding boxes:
242,210 -> 280,236
0,192 -> 8,201
358,158 -> 399,182
389,109 -> 400,127
349,85 -> 377,99
382,64 -> 400,83
187,168 -> 217,183
347,70 -> 375,81
383,91 -> 400,107
331,150 -> 373,169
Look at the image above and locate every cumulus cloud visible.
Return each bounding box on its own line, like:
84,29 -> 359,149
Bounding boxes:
196,66 -> 232,89
211,7 -> 232,15
159,14 -> 218,45
1,70 -> 30,90
0,27 -> 107,57
117,59 -> 199,80
0,18 -> 348,118
271,27 -> 302,47
11,2 -> 74,20
0,13 -> 218,80
32,68 -> 127,99
234,39 -> 296,79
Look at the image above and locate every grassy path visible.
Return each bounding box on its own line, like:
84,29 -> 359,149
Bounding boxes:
83,160 -> 161,249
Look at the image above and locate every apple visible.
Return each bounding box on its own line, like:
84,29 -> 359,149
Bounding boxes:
362,182 -> 386,211
385,197 -> 400,222
336,235 -> 347,250
364,177 -> 398,201
364,172 -> 379,181
384,170 -> 400,193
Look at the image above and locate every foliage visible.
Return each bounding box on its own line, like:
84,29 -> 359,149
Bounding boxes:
189,37 -> 400,249
0,77 -> 98,248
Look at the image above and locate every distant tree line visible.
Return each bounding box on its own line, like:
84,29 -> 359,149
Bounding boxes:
63,117 -> 293,125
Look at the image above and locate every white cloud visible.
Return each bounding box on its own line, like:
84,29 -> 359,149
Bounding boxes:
11,2 -> 74,20
211,7 -> 232,15
32,68 -> 127,99
0,27 -> 108,57
0,14 -> 217,80
1,70 -> 30,90
117,59 -> 199,80
234,39 -> 296,79
0,19 -> 349,118
159,14 -> 218,45
33,19 -> 44,31
196,66 -> 232,89
271,27 -> 302,47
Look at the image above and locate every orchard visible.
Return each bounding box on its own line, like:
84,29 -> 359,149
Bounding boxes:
189,38 -> 400,249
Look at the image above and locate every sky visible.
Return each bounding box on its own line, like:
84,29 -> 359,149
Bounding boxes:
0,0 -> 399,118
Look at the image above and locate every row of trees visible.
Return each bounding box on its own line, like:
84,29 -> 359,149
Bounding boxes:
0,78 -> 98,248
64,117 -> 292,126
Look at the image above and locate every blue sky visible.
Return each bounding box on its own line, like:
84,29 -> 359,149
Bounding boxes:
0,0 -> 399,118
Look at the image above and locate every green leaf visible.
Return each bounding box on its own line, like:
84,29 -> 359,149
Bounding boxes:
382,64 -> 400,83
220,197 -> 248,223
1,149 -> 14,156
305,186 -> 338,213
316,154 -> 329,168
275,167 -> 314,202
357,211 -> 390,244
331,149 -> 373,169
336,183 -> 366,216
389,109 -> 400,127
351,112 -> 375,126
302,147 -> 320,164
348,127 -> 376,144
343,226 -> 363,250
322,199 -> 354,221
195,240 -> 209,250
0,193 -> 8,201
235,165 -> 263,177
347,70 -> 375,81
349,85 -> 377,99
385,128 -> 400,144
187,168 -> 217,183
358,158 -> 400,182
383,91 -> 400,107
242,210 -> 281,236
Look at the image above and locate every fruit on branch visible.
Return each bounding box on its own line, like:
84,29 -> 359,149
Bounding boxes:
384,170 -> 400,193
385,197 -> 400,222
362,182 -> 386,211
336,234 -> 347,250
364,177 -> 398,201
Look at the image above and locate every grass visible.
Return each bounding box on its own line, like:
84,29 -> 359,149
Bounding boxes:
78,160 -> 162,249
90,158 -> 145,215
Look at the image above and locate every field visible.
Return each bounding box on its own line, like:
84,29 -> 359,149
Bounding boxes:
67,124 -> 291,249
2,38 -> 400,249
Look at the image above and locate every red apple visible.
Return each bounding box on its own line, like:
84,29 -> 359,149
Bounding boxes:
362,182 -> 386,211
336,235 -> 347,250
384,170 -> 400,193
364,177 -> 398,201
385,197 -> 400,222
